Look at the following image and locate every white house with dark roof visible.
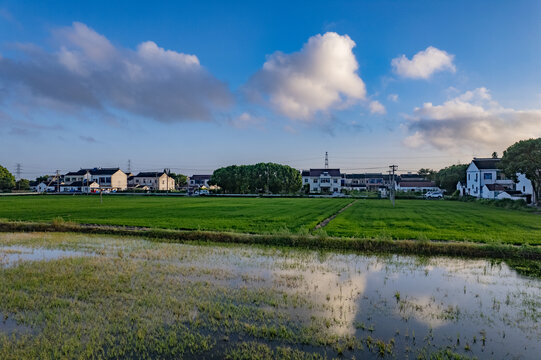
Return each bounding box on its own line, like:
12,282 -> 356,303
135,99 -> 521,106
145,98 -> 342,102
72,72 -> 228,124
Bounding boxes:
301,169 -> 342,194
466,158 -> 515,197
189,175 -> 212,189
396,181 -> 440,193
465,157 -> 534,202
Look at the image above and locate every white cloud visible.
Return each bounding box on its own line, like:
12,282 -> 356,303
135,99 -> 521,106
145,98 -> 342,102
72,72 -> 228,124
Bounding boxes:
246,32 -> 366,120
0,22 -> 233,123
392,46 -> 456,79
369,100 -> 386,115
229,112 -> 265,129
403,87 -> 541,150
388,94 -> 399,102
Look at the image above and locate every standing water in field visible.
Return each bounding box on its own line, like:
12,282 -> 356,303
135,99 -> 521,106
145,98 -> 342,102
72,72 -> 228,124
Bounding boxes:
0,232 -> 540,359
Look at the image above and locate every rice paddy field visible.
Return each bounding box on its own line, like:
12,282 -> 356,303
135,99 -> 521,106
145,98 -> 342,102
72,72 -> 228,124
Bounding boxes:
1,232 -> 541,359
0,196 -> 351,234
1,195 -> 541,245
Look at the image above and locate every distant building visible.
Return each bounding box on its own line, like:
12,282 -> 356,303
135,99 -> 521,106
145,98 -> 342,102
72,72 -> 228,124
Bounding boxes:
301,169 -> 342,194
63,168 -> 128,191
132,171 -> 175,191
342,174 -> 367,191
36,182 -> 57,192
60,180 -> 99,193
396,181 -> 440,193
189,175 -> 212,189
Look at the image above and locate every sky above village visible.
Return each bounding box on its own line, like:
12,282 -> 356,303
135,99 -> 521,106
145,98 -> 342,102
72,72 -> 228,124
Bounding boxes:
1,0 -> 541,178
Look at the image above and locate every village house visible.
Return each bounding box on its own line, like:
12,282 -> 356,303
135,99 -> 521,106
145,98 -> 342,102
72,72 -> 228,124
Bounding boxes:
189,175 -> 212,189
464,157 -> 533,202
301,169 -> 342,194
60,180 -> 100,193
131,171 -> 175,191
396,181 -> 440,193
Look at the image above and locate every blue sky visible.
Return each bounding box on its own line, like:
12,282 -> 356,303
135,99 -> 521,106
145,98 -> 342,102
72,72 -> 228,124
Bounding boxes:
1,0 -> 541,178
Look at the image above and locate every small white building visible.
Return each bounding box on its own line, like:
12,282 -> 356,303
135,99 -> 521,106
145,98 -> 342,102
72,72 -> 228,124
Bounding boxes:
301,169 -> 342,194
396,181 -> 440,193
189,175 -> 212,189
60,180 -> 99,193
36,182 -> 57,192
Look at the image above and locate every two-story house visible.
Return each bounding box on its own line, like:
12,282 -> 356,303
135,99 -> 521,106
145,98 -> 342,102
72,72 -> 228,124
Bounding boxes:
88,168 -> 128,191
132,171 -> 175,191
301,169 -> 342,194
466,158 -> 515,198
189,175 -> 212,189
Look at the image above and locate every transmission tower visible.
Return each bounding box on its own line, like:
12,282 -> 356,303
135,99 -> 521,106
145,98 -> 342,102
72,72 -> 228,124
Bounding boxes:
15,163 -> 21,180
324,152 -> 329,169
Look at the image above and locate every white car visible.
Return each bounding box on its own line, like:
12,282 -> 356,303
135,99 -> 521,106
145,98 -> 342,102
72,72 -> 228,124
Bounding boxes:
424,191 -> 443,199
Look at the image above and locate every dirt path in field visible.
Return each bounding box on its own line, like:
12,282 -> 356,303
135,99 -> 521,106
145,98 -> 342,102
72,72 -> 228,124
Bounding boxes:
314,200 -> 357,230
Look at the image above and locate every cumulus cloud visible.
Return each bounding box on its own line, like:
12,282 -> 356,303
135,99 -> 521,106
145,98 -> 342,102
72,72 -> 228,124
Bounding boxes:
229,112 -> 265,129
0,22 -> 233,122
369,100 -> 386,115
392,46 -> 456,79
388,94 -> 399,102
403,87 -> 541,150
245,32 -> 366,120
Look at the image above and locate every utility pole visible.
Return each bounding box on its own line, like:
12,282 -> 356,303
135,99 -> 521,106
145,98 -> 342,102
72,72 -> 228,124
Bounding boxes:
15,163 -> 21,189
389,164 -> 398,207
56,170 -> 60,193
127,159 -> 131,174
325,152 -> 329,169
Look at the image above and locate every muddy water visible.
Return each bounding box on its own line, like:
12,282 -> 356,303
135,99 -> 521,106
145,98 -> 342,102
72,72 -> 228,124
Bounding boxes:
0,232 -> 540,358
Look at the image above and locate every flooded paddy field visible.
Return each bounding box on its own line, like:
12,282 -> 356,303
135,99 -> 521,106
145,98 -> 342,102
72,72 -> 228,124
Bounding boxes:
0,232 -> 540,359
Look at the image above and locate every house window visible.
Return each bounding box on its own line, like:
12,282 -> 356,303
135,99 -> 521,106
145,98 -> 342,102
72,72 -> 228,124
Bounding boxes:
304,179 -> 308,183
475,174 -> 478,181
523,186 -> 526,192
484,173 -> 492,180
333,179 -> 337,183
313,179 -> 318,183
333,188 -> 338,192
468,174 -> 470,180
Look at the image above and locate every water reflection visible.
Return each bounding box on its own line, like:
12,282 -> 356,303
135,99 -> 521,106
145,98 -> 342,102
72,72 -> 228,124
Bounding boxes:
1,233 -> 540,358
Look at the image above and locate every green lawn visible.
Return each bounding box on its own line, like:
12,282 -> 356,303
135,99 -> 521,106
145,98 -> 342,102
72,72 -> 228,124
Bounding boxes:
324,199 -> 541,245
0,195 -> 351,234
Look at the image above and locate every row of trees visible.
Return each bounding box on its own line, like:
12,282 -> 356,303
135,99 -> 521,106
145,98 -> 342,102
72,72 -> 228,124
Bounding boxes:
209,163 -> 302,194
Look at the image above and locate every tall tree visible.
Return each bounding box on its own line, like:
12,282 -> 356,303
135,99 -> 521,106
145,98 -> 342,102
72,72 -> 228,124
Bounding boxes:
169,173 -> 187,188
16,179 -> 30,190
500,138 -> 541,205
434,164 -> 468,194
0,165 -> 16,191
209,163 -> 301,194
417,168 -> 435,179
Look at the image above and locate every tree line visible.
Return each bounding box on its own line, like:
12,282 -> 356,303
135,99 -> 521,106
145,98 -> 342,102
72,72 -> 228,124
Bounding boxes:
209,163 -> 302,194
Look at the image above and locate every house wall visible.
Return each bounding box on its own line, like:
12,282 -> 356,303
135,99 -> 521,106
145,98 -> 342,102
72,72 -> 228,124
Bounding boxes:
111,171 -> 128,190
302,175 -> 341,193
516,173 -> 533,195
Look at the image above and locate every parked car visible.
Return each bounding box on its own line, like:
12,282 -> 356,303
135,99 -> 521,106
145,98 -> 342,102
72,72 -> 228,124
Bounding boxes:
331,192 -> 346,198
424,191 -> 443,199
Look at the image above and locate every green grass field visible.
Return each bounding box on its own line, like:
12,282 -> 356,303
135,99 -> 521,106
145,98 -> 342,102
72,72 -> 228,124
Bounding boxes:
0,195 -> 540,244
324,199 -> 541,245
0,196 -> 350,234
